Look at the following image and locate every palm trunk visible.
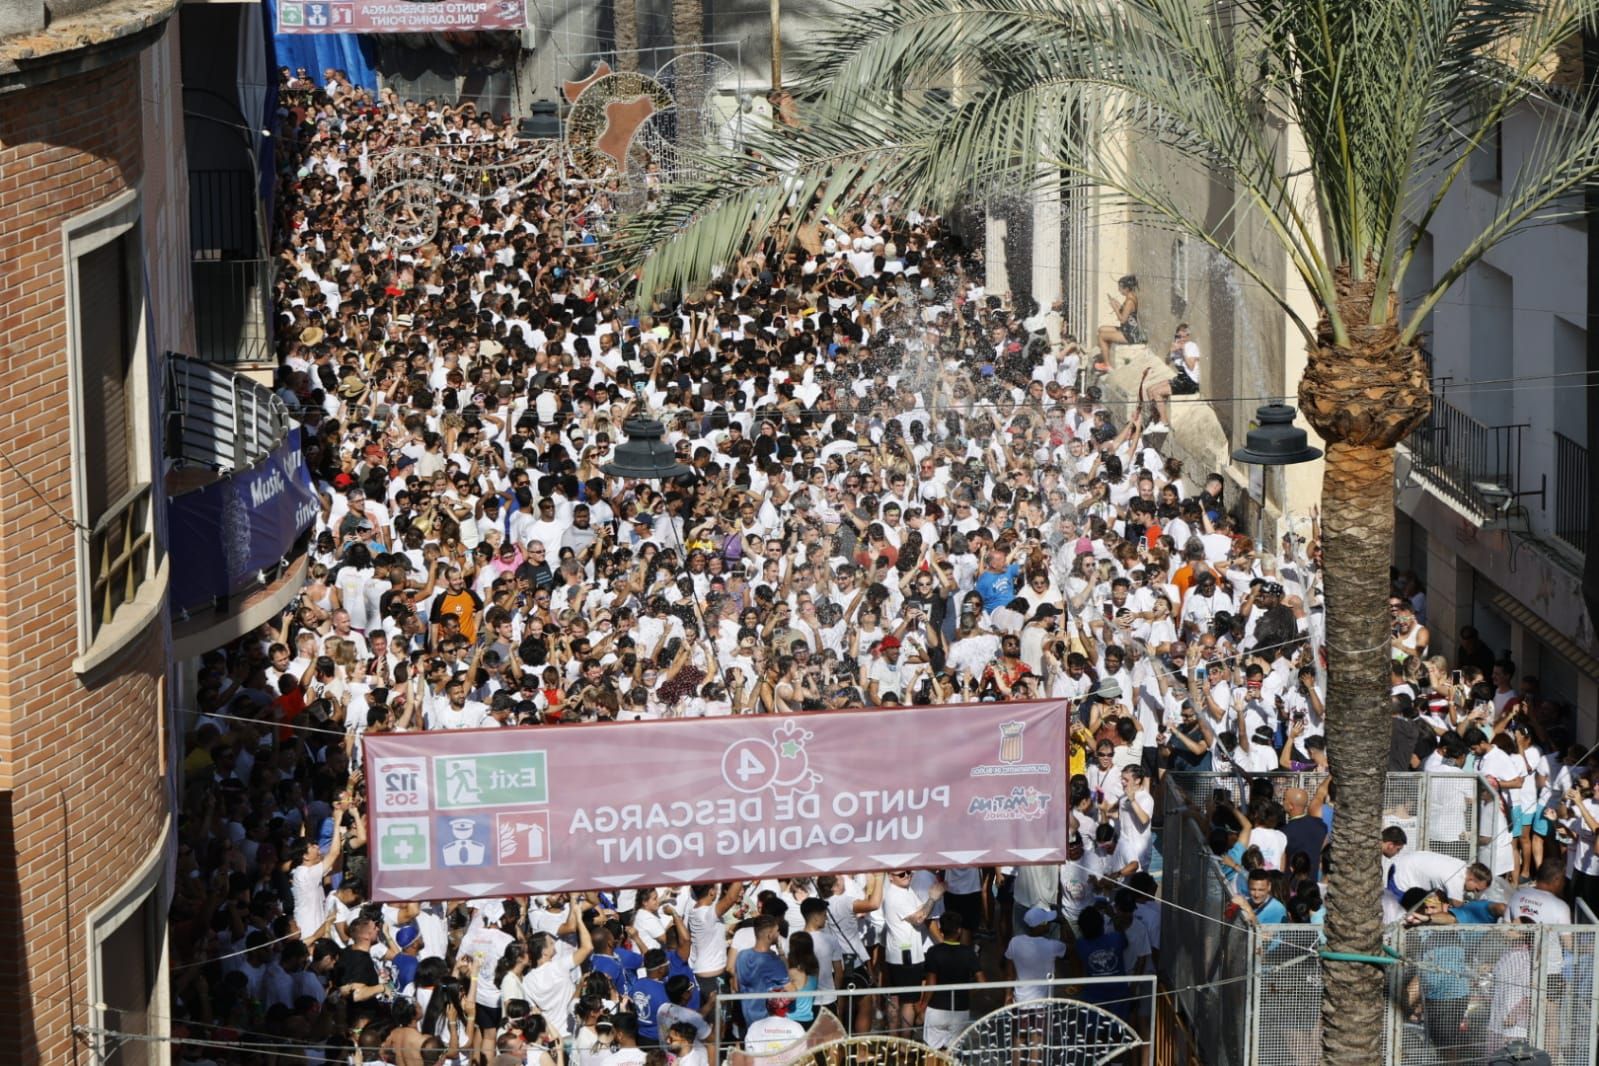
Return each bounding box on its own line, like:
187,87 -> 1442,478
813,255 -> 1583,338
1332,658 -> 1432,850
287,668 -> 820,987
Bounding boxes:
1297,272 -> 1432,1066
672,0 -> 703,52
615,0 -> 638,72
1317,438 -> 1399,1064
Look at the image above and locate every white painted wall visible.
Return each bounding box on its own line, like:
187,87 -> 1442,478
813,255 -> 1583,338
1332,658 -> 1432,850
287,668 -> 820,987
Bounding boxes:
1409,99 -> 1588,546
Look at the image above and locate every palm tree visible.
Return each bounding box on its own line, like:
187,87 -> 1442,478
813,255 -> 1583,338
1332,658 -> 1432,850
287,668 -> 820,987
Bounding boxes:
673,0 -> 703,51
615,0 -> 639,71
617,1 -> 1599,1060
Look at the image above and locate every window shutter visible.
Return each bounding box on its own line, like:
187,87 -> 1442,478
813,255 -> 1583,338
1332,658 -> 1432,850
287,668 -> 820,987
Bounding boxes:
77,236 -> 136,523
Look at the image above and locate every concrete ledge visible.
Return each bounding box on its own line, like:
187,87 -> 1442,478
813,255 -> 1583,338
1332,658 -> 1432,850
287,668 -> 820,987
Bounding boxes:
1100,348 -> 1234,486
0,0 -> 175,92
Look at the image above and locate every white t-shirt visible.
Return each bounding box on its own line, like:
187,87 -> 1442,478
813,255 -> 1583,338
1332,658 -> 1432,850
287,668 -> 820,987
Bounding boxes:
1174,340 -> 1201,382
744,1015 -> 806,1055
633,908 -> 668,952
1570,801 -> 1599,878
1390,849 -> 1469,901
1512,745 -> 1541,811
291,864 -> 326,940
688,900 -> 728,975
1507,885 -> 1571,925
1478,747 -> 1522,797
810,927 -> 840,1005
525,947 -> 580,1036
1251,827 -> 1288,872
1115,790 -> 1156,870
881,882 -> 928,965
1004,934 -> 1067,1002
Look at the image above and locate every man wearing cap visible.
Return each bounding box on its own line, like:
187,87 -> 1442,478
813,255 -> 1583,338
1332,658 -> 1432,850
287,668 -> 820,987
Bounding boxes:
865,635 -> 910,707
1003,907 -> 1066,1003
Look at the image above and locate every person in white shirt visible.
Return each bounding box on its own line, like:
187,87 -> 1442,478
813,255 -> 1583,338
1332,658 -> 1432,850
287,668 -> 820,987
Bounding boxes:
880,870 -> 945,1030
664,1022 -> 710,1066
1506,861 -> 1572,925
427,676 -> 489,730
1380,827 -> 1471,922
290,800 -> 347,941
630,887 -> 669,952
1004,907 -> 1067,1002
687,881 -> 745,1002
523,908 -> 594,1038
1113,766 -> 1156,875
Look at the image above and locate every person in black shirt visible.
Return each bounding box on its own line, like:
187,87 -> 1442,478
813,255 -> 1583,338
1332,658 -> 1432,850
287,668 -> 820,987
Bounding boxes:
1159,699 -> 1215,773
334,915 -> 385,1001
918,910 -> 984,1049
1281,780 -> 1331,881
1388,694 -> 1428,771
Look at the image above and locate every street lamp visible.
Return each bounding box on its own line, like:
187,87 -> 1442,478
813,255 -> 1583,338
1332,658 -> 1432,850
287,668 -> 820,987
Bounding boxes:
517,100 -> 562,142
1232,402 -> 1323,466
1232,402 -> 1322,547
601,418 -> 692,481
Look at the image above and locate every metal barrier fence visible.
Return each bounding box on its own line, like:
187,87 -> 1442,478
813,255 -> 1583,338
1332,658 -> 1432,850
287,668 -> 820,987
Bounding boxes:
712,977 -> 1156,1066
1385,922 -> 1598,1066
1161,773 -> 1597,1065
1158,802 -> 1251,1065
1249,925 -> 1336,1066
1163,770 -> 1485,864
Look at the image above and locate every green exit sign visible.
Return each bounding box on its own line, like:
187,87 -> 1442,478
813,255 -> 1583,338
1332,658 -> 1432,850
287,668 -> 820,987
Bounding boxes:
434,751 -> 547,809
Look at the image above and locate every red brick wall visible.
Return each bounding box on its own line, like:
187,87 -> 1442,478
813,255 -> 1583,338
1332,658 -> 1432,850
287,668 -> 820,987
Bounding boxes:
0,54 -> 170,1065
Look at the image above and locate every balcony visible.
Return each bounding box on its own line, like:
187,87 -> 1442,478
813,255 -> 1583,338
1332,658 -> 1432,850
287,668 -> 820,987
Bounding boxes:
164,355 -> 317,659
1403,392 -> 1534,520
1556,432 -> 1589,555
188,169 -> 273,365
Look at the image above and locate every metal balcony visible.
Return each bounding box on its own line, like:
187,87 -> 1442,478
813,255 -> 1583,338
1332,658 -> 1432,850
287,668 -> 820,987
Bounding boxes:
188,169 -> 273,364
163,356 -> 317,655
1555,432 -> 1589,555
1404,392 -> 1534,520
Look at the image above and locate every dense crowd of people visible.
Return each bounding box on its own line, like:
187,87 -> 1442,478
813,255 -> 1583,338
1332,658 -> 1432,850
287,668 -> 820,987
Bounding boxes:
165,65 -> 1595,1065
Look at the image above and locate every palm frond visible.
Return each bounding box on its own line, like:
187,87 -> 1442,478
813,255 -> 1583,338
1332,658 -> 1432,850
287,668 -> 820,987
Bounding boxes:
616,0 -> 1599,349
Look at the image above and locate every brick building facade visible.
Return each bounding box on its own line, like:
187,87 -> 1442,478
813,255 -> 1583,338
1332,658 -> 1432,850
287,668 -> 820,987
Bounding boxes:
0,4 -> 186,1061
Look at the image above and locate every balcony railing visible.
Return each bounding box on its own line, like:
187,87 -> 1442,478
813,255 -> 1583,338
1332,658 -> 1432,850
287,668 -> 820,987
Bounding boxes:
192,257 -> 273,364
1555,431 -> 1589,554
189,168 -> 272,363
189,169 -> 258,260
166,354 -> 291,473
1404,393 -> 1528,518
165,355 -> 314,619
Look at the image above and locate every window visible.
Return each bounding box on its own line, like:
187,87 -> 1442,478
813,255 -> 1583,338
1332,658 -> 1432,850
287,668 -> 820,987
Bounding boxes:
88,829 -> 168,1066
100,891 -> 160,1065
1470,120 -> 1502,190
65,190 -> 158,665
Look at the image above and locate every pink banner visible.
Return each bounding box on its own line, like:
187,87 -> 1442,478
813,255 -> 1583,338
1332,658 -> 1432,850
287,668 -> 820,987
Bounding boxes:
275,0 -> 527,34
363,700 -> 1068,902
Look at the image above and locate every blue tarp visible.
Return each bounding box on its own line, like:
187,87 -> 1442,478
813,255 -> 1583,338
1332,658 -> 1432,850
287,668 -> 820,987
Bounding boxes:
265,0 -> 380,92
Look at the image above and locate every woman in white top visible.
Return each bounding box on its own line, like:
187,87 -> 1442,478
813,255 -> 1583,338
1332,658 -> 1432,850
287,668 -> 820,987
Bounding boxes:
420,964 -> 477,1066
525,912 -> 594,1038
496,943 -> 531,1015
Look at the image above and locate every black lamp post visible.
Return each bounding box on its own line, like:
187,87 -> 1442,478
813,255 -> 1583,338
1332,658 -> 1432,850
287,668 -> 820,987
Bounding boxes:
517,100 -> 562,142
601,418 -> 692,481
1231,402 -> 1322,546
1232,402 -> 1323,466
